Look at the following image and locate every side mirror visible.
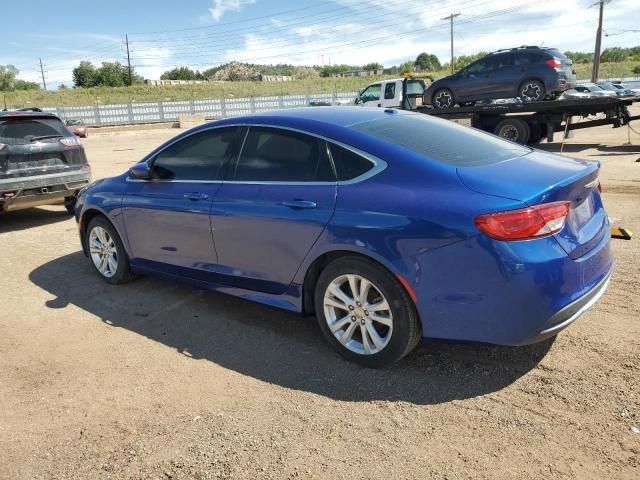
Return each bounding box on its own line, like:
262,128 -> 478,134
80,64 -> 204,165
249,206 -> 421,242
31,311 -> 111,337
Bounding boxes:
129,162 -> 151,180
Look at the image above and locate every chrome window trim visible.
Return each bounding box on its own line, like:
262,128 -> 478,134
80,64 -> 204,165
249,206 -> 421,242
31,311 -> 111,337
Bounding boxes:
127,122 -> 387,186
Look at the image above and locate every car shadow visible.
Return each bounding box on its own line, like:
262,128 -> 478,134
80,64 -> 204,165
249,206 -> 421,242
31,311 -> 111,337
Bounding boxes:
29,252 -> 554,405
0,207 -> 72,234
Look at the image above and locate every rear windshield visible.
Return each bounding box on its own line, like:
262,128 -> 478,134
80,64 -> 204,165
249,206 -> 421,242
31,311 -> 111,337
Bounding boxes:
349,114 -> 531,167
544,48 -> 567,59
0,118 -> 67,145
406,80 -> 425,95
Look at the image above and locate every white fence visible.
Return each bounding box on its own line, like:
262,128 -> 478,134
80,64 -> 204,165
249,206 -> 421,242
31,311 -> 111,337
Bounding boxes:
43,91 -> 358,127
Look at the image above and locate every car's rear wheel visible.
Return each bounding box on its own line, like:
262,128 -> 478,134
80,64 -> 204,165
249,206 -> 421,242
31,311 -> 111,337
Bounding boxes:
86,216 -> 137,284
519,80 -> 545,102
494,118 -> 531,144
314,256 -> 421,368
432,88 -> 455,109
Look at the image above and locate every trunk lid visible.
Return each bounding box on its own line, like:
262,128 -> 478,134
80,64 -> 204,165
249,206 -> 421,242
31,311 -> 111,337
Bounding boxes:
457,150 -> 606,258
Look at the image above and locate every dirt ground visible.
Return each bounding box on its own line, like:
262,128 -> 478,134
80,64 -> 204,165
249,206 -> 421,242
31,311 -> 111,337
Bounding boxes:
1,111 -> 639,480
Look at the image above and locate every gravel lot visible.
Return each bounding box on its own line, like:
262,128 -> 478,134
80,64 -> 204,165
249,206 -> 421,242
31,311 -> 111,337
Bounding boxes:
1,113 -> 639,479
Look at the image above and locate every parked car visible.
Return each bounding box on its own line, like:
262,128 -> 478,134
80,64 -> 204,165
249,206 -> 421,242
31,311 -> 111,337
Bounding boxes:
0,111 -> 91,213
610,81 -> 640,96
561,83 -> 617,99
65,119 -> 88,138
596,82 -> 635,97
76,107 -> 612,367
424,46 -> 577,109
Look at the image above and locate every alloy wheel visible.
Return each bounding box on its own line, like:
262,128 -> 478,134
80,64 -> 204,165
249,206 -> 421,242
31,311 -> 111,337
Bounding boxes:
89,226 -> 118,278
434,90 -> 453,108
521,83 -> 542,101
323,274 -> 393,355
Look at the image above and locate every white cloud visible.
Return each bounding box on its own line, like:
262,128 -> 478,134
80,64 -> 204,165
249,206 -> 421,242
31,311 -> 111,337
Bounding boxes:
209,0 -> 256,22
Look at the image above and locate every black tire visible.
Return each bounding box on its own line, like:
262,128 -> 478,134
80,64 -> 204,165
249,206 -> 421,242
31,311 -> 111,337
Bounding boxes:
64,196 -> 77,214
85,215 -> 137,285
432,88 -> 455,109
519,79 -> 545,102
314,256 -> 421,368
494,118 -> 531,145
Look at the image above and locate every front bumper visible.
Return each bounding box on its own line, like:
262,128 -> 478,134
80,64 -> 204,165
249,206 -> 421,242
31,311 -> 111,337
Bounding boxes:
0,170 -> 91,212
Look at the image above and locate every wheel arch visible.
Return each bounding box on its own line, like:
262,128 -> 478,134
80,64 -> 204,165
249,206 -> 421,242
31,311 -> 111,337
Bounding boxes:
79,208 -> 122,256
300,249 -> 416,315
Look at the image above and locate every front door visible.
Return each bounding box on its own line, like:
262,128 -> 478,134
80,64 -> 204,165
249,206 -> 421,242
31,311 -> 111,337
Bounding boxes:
358,83 -> 383,107
121,127 -> 242,276
211,126 -> 337,294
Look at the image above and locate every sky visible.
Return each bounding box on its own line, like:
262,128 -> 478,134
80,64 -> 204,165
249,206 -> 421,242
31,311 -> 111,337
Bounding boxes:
2,0 -> 639,88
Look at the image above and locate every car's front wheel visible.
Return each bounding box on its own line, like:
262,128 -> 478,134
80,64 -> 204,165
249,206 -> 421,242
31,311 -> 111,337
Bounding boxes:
314,256 -> 421,368
86,216 -> 137,284
432,88 -> 455,109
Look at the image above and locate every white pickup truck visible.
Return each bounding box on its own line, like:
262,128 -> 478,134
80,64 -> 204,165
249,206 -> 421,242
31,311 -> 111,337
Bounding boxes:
353,76 -> 429,109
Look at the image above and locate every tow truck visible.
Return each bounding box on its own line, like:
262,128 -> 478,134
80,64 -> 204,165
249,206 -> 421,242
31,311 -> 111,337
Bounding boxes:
351,74 -> 640,145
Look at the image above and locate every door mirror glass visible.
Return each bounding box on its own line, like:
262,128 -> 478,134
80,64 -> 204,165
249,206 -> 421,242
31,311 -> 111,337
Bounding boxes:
129,162 -> 151,179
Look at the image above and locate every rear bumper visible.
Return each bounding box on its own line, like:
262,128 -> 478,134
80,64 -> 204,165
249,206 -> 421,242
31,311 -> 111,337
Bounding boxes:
0,170 -> 91,212
517,270 -> 611,345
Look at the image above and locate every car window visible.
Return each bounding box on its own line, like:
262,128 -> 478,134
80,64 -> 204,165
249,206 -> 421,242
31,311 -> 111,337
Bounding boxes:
360,84 -> 381,102
233,127 -> 334,182
466,58 -> 493,74
493,54 -> 513,70
349,113 -> 531,167
151,127 -> 240,181
384,83 -> 396,100
0,118 -> 67,145
406,79 -> 426,95
328,143 -> 374,181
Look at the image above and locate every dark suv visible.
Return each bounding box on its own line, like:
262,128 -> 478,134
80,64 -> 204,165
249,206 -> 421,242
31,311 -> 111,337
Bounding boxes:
0,111 -> 91,213
424,46 -> 576,109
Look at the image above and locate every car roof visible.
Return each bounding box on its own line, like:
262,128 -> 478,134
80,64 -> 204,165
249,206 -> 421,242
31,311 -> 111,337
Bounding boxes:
214,106 -> 415,129
0,110 -> 60,120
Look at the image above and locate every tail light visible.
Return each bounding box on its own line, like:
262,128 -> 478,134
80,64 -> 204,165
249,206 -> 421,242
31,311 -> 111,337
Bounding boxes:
60,136 -> 82,147
80,164 -> 91,173
545,58 -> 562,69
474,201 -> 570,241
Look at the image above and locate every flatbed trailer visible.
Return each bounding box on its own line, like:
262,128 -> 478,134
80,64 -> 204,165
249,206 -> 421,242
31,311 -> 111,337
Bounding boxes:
410,96 -> 640,145
393,78 -> 640,145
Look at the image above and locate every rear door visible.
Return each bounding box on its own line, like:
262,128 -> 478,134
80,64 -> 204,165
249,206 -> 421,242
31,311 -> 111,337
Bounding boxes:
121,127 -> 242,275
211,126 -> 337,294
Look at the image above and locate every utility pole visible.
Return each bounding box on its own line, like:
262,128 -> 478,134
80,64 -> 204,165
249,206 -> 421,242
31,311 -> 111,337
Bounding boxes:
442,13 -> 461,75
39,58 -> 47,91
591,0 -> 609,83
125,34 -> 133,86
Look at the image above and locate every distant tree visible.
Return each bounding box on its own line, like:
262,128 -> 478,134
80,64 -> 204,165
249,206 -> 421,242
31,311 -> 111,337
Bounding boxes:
292,66 -> 319,79
160,66 -> 205,81
564,51 -> 592,64
415,53 -> 441,71
58,84 -> 69,90
72,61 -> 97,88
73,61 -> 142,87
633,65 -> 640,75
0,65 -> 19,91
454,51 -> 489,71
362,62 -> 383,72
319,64 -> 354,77
14,79 -> 40,90
398,61 -> 415,74
600,47 -> 628,63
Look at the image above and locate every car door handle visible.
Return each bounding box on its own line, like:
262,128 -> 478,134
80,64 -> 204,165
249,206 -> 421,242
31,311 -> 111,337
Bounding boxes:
281,200 -> 317,209
183,192 -> 209,201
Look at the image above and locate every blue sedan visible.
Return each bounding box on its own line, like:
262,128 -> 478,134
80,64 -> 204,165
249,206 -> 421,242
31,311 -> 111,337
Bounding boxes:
75,107 -> 613,367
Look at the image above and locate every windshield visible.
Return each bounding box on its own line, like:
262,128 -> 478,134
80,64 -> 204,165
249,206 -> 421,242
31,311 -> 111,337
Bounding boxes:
349,113 -> 530,167
0,118 -> 67,145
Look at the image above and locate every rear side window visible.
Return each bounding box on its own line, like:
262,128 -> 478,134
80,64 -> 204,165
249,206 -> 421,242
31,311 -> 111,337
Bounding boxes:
0,118 -> 67,144
233,127 -> 334,182
384,83 -> 396,100
328,143 -> 374,181
152,127 -> 239,181
349,114 -> 531,167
